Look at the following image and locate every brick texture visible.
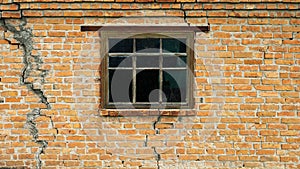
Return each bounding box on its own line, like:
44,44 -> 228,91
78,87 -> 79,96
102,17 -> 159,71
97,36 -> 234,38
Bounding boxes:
0,0 -> 300,169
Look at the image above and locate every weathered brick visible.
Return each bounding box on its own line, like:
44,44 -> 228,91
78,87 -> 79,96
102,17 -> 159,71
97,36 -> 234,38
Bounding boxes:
0,4 -> 19,10
22,10 -> 43,16
1,11 -> 21,18
0,1 -> 299,169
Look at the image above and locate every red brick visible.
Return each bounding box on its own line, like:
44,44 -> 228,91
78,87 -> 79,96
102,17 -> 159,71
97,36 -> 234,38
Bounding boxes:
44,10 -> 64,17
280,156 -> 298,162
208,11 -> 228,17
1,11 -> 21,18
256,150 -> 275,155
282,118 -> 300,124
0,4 -> 19,10
22,10 -> 43,16
244,59 -> 262,64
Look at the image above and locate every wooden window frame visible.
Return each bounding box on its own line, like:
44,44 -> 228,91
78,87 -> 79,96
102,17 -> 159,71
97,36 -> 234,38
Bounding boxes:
101,30 -> 195,110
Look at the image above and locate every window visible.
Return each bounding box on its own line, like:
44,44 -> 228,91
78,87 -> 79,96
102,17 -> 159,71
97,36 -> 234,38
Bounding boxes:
101,30 -> 194,109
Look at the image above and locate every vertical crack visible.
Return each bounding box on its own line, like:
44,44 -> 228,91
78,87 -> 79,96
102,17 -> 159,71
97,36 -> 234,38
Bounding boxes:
153,114 -> 162,134
144,134 -> 148,147
291,31 -> 297,40
153,147 -> 161,169
152,112 -> 162,169
263,46 -> 270,59
1,17 -> 54,169
31,88 -> 50,109
180,3 -> 190,26
27,109 -> 49,169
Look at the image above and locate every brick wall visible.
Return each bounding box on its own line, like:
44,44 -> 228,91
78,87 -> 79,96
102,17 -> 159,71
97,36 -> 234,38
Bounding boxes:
0,0 -> 299,168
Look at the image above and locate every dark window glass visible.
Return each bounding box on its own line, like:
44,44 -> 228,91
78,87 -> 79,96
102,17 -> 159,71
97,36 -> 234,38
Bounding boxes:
136,70 -> 159,102
162,70 -> 187,102
109,69 -> 133,102
107,36 -> 190,107
136,38 -> 160,53
109,56 -> 132,67
109,38 -> 133,53
136,56 -> 159,68
163,56 -> 187,68
162,38 -> 186,53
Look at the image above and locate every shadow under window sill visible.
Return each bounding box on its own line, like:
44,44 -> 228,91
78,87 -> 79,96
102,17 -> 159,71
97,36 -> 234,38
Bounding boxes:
99,109 -> 196,117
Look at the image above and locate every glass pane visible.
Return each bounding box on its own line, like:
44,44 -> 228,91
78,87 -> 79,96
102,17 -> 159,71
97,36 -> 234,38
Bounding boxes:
136,70 -> 159,102
109,38 -> 133,53
136,38 -> 160,53
162,70 -> 187,102
162,38 -> 186,53
163,56 -> 187,68
136,56 -> 159,68
109,69 -> 133,102
109,56 -> 132,68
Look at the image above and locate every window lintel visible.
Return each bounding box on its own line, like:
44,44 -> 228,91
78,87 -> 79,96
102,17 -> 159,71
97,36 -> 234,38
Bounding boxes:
81,25 -> 210,33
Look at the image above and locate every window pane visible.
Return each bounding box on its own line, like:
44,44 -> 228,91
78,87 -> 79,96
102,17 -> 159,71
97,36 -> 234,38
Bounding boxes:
136,56 -> 159,68
109,69 -> 133,102
109,56 -> 132,68
109,38 -> 133,53
162,38 -> 186,53
162,70 -> 187,102
163,56 -> 187,68
136,38 -> 160,53
136,70 -> 159,102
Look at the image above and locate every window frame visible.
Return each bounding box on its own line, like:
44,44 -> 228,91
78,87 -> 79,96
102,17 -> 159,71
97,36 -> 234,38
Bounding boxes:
101,31 -> 195,109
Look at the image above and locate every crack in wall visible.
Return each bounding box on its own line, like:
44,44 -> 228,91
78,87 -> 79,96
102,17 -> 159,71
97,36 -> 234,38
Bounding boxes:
153,114 -> 162,135
153,147 -> 161,169
292,31 -> 297,40
151,113 -> 162,169
180,3 -> 190,26
0,18 -> 55,169
26,109 -> 49,169
144,134 -> 148,147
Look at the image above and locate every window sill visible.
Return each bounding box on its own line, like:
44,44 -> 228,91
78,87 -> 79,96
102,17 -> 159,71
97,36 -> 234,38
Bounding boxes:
99,109 -> 196,117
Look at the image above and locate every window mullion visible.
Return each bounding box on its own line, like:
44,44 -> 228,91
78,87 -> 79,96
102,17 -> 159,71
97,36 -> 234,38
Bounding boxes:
159,38 -> 163,104
133,38 -> 136,104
